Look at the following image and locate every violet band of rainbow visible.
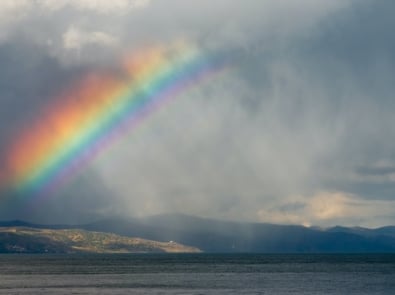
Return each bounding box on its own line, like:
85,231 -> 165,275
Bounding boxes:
2,43 -> 226,198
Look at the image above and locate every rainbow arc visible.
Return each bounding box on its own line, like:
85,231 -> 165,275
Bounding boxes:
0,43 -> 225,198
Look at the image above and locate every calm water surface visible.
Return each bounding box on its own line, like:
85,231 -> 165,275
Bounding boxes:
0,253 -> 394,294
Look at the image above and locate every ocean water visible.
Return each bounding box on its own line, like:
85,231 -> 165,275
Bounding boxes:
0,254 -> 394,294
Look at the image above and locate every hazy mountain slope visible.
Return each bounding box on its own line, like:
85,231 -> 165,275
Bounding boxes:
2,215 -> 395,253
81,214 -> 395,253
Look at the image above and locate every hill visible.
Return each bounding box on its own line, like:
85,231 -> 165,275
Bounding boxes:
2,215 -> 395,253
81,214 -> 395,253
0,226 -> 201,254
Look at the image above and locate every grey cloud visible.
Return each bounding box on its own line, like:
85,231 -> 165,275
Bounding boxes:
0,39 -> 91,153
0,168 -> 113,224
1,0 -> 395,226
355,166 -> 395,177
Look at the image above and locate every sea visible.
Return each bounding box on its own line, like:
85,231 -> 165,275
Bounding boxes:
0,253 -> 394,294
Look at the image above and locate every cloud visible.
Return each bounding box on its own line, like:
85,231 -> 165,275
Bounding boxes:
63,26 -> 119,50
0,0 -> 31,41
355,164 -> 395,178
257,191 -> 395,227
0,168 -> 114,224
1,0 -> 395,226
0,0 -> 150,16
38,0 -> 150,14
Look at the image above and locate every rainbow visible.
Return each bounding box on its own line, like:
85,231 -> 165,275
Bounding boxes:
0,42 -> 224,199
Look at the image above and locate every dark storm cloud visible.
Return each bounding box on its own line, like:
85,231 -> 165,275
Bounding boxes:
0,168 -> 114,224
0,39 -> 115,224
0,39 -> 89,147
294,0 -> 395,202
355,166 -> 395,177
1,0 -> 395,226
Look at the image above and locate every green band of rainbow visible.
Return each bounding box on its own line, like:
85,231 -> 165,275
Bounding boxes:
1,43 -> 226,199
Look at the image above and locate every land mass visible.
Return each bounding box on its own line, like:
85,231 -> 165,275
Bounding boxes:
0,226 -> 201,254
1,214 -> 395,253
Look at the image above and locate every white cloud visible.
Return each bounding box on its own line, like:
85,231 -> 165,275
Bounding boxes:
257,191 -> 395,227
37,0 -> 150,14
0,0 -> 31,41
63,26 -> 118,50
0,0 -> 150,27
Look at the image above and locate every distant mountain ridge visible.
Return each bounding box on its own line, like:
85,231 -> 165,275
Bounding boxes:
1,214 -> 395,253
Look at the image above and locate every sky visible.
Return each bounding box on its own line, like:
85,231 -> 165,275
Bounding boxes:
0,0 -> 395,227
